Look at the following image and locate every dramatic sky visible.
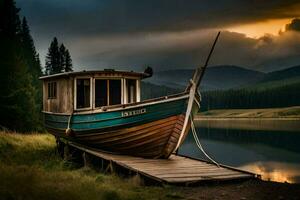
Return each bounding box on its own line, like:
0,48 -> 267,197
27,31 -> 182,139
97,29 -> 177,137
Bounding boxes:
16,0 -> 300,72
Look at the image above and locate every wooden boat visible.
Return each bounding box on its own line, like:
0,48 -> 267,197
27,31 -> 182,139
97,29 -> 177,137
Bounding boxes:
40,33 -> 220,158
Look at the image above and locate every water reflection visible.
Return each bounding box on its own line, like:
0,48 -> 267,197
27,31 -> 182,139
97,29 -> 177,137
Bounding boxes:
178,120 -> 300,183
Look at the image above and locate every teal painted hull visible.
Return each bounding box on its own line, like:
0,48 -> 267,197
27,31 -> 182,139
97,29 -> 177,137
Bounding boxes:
45,97 -> 188,134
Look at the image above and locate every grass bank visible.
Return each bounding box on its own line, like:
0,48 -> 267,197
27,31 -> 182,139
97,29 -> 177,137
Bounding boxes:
197,106 -> 300,119
0,132 -> 181,200
1,132 -> 300,200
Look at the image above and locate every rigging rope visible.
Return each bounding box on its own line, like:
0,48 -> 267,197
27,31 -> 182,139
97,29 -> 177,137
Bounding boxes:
66,113 -> 73,136
190,115 -> 220,167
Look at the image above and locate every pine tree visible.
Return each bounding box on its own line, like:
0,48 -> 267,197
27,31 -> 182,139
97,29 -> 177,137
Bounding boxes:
20,17 -> 42,128
45,37 -> 61,74
35,53 -> 42,71
0,0 -> 41,132
64,49 -> 73,72
45,38 -> 73,74
21,17 -> 41,77
0,0 -> 21,37
59,43 -> 66,70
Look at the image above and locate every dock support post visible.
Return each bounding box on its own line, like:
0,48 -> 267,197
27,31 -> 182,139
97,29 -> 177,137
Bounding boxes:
101,159 -> 104,171
133,173 -> 144,186
83,152 -> 93,168
56,137 -> 65,158
63,144 -> 71,161
109,160 -> 114,173
104,160 -> 114,173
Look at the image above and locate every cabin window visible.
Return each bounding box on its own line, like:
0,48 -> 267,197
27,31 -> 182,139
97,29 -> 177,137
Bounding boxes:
109,80 -> 121,105
127,79 -> 137,103
47,82 -> 57,99
95,79 -> 121,107
76,79 -> 91,109
95,80 -> 107,107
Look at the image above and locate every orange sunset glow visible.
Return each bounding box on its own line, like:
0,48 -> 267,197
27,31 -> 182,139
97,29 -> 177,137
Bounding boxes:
227,18 -> 292,38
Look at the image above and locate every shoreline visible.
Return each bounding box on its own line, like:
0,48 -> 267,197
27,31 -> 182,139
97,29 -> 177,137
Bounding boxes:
197,106 -> 300,119
195,117 -> 300,120
193,117 -> 300,132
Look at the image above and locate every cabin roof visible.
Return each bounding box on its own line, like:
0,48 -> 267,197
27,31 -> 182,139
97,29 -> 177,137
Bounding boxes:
39,69 -> 151,80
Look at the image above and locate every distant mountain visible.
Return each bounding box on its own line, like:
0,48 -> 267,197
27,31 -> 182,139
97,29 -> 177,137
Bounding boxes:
245,65 -> 300,90
255,55 -> 300,72
261,65 -> 300,82
146,65 -> 265,91
141,82 -> 181,100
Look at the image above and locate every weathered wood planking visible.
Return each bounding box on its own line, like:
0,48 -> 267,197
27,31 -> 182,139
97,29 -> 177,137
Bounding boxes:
43,77 -> 74,113
68,142 -> 258,185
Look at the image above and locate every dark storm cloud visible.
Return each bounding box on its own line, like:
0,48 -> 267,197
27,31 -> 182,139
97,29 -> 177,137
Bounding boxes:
286,18 -> 300,31
17,0 -> 300,37
15,0 -> 300,72
69,29 -> 300,72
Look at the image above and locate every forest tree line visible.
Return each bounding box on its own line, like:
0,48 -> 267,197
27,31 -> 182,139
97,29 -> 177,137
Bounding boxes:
141,80 -> 300,111
0,0 -> 72,132
200,82 -> 300,111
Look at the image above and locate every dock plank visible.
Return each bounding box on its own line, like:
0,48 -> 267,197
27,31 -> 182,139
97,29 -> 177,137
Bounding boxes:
69,142 -> 258,185
164,174 -> 252,183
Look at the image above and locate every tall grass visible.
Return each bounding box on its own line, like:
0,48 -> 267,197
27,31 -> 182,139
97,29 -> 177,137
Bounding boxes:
0,132 -> 181,200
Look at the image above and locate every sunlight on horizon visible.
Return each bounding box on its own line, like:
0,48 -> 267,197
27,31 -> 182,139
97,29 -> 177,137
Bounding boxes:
227,18 -> 292,38
241,161 -> 300,183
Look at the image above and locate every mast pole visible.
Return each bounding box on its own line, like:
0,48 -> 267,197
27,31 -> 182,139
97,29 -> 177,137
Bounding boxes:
193,31 -> 221,89
175,31 -> 221,152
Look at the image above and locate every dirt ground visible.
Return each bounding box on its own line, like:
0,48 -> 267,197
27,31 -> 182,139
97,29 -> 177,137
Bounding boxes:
178,180 -> 300,200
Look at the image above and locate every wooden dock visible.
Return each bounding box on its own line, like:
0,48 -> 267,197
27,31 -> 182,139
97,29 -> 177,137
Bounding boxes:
66,142 -> 259,186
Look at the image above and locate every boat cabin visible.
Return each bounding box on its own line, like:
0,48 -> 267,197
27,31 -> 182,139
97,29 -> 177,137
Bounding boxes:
40,69 -> 151,114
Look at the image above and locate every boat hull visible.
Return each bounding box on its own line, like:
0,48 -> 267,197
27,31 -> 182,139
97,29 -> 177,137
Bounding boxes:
44,95 -> 197,158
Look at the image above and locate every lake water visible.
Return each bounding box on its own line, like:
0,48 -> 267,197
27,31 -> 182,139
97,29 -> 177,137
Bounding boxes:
178,119 -> 300,184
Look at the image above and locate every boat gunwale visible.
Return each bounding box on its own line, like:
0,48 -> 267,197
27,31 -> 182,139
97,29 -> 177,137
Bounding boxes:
48,110 -> 185,132
45,102 -> 185,125
44,114 -> 183,134
42,91 -> 189,116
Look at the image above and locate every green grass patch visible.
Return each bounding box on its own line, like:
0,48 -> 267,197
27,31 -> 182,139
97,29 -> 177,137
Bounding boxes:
0,132 -> 179,200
